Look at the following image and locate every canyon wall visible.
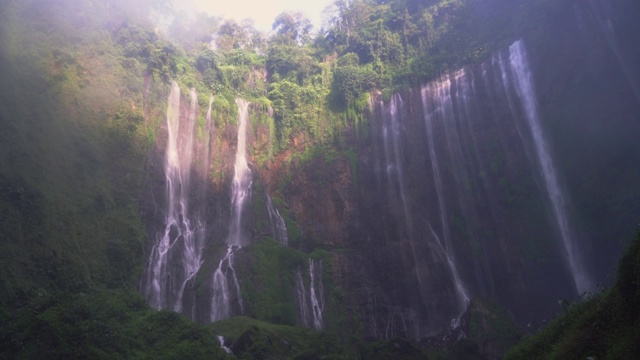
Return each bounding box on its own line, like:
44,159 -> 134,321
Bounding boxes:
140,0 -> 640,340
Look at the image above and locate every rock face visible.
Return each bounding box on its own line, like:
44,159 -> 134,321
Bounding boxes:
525,0 -> 640,282
140,0 -> 640,341
345,43 -> 580,339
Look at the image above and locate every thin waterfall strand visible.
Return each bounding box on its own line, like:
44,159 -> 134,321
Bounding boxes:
421,79 -> 471,322
509,40 -> 592,293
266,195 -> 288,245
210,99 -> 252,321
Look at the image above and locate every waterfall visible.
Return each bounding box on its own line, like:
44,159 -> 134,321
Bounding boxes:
376,92 -> 472,337
508,41 -> 592,294
216,336 -> 233,354
295,259 -> 325,330
295,269 -> 309,327
211,246 -> 243,321
144,82 -> 206,314
421,74 -> 471,325
380,94 -> 421,283
228,99 -> 253,248
266,195 -> 288,245
201,95 -> 214,175
309,259 -> 325,330
423,77 -> 455,252
211,99 -> 252,321
367,39 -> 592,337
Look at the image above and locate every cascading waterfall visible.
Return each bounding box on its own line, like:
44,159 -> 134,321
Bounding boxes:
380,94 -> 421,283
201,95 -> 214,173
421,40 -> 592,298
216,336 -> 233,354
367,39 -> 592,337
447,70 -> 498,298
377,90 -> 471,334
266,195 -> 288,245
144,82 -> 207,314
211,246 -> 242,321
228,99 -> 253,248
309,259 -> 325,330
508,40 -> 592,294
421,76 -> 471,325
211,99 -> 252,321
295,269 -> 309,327
375,92 -> 469,337
295,259 -> 325,330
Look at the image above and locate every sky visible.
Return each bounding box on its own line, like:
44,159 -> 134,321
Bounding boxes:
175,0 -> 335,33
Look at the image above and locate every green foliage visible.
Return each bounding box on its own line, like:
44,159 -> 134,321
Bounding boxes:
209,51 -> 266,98
195,49 -> 218,72
336,53 -> 360,68
218,64 -> 249,89
0,289 -> 231,359
211,92 -> 238,126
332,64 -> 379,107
268,80 -> 300,145
267,44 -> 317,84
210,316 -> 491,360
115,23 -> 187,83
215,19 -> 266,53
236,240 -> 308,325
272,12 -> 313,46
211,316 -> 356,360
0,0 -> 154,301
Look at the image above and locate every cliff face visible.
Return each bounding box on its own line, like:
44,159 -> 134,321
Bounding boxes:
525,0 -> 640,279
322,43 -> 577,338
342,1 -> 640,338
139,0 -> 640,340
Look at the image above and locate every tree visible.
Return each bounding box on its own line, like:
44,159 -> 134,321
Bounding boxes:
215,19 -> 250,51
322,0 -> 371,49
195,49 -> 217,73
333,64 -> 378,106
267,45 -> 316,84
272,11 -> 313,46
